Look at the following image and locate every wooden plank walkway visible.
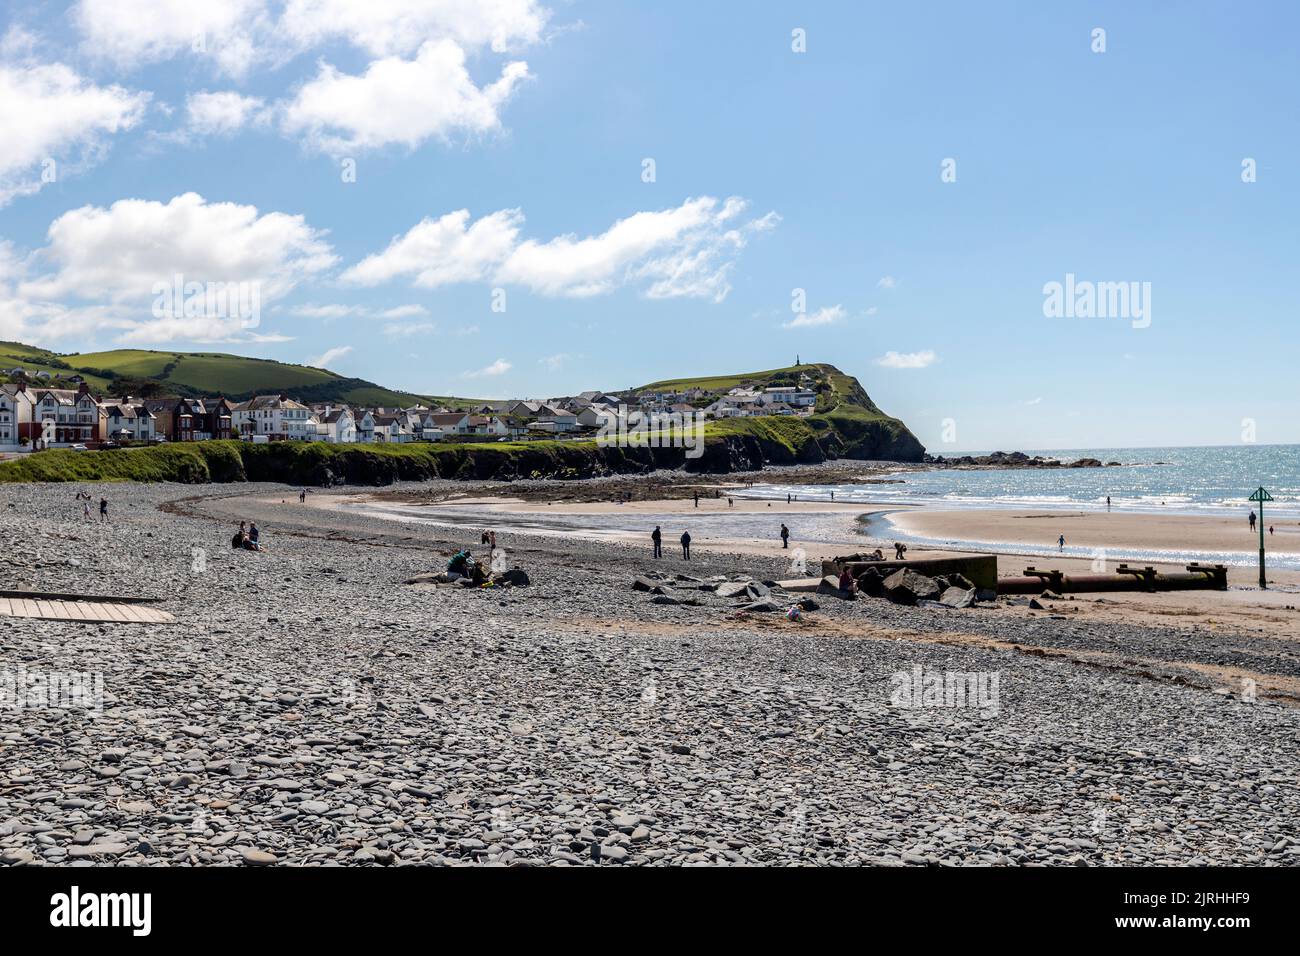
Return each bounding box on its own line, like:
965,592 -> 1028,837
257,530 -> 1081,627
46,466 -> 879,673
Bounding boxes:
0,596 -> 173,624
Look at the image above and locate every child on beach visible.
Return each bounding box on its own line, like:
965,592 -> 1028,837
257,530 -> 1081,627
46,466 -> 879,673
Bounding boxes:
1058,534 -> 1066,551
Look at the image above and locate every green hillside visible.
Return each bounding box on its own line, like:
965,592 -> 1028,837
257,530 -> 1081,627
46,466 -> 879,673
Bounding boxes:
1,342 -> 434,406
1,343 -> 923,464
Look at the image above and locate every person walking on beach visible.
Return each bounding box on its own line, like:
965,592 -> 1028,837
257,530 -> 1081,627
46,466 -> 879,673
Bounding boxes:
651,525 -> 662,559
693,492 -> 699,508
1106,496 -> 1111,512
1269,525 -> 1274,537
780,524 -> 790,549
99,497 -> 108,523
299,489 -> 307,504
830,491 -> 835,501
1249,510 -> 1257,531
82,500 -> 91,521
786,493 -> 791,504
1058,534 -> 1066,551
680,531 -> 691,560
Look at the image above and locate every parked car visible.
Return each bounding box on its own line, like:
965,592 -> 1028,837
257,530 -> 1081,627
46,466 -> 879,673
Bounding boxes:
70,443 -> 88,451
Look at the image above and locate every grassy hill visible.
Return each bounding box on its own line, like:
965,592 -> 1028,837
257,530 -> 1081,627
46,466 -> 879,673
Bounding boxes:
0,341 -> 459,408
640,362 -> 924,463
0,346 -> 924,482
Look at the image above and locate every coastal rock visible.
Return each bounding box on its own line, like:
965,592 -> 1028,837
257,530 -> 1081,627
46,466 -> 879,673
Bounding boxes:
883,569 -> 940,605
938,587 -> 976,609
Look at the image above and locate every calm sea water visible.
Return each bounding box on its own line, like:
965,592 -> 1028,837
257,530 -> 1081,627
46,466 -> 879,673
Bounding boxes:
746,444 -> 1300,520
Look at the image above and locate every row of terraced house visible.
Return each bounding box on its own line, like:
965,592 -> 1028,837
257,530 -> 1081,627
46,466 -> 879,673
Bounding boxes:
1,377 -> 820,450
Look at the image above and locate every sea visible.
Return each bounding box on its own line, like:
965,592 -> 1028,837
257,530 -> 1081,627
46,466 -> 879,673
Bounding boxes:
746,445 -> 1300,519
344,444 -> 1300,571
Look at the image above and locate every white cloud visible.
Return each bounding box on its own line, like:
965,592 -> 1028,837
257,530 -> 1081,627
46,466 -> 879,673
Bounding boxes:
279,0 -> 550,56
377,304 -> 428,319
875,350 -> 936,369
288,303 -> 361,319
308,344 -> 352,368
74,0 -> 269,77
538,352 -> 569,370
783,304 -> 845,330
0,60 -> 149,205
16,192 -> 336,344
463,358 -> 511,378
185,90 -> 269,136
1024,397 -> 1042,406
281,40 -> 529,154
382,320 -> 437,338
865,306 -> 878,316
346,197 -> 776,301
876,275 -> 896,289
343,209 -> 522,287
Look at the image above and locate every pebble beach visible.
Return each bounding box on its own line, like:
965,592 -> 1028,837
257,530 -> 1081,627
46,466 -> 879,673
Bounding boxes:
2,479 -> 1299,866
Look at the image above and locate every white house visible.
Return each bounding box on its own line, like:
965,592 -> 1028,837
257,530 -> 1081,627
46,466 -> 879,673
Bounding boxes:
0,384 -> 34,448
760,386 -> 817,408
316,407 -> 356,443
102,398 -> 157,441
355,410 -> 376,443
232,395 -> 317,440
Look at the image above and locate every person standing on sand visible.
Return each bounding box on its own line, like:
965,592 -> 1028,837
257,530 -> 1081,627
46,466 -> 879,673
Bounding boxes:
652,525 -> 662,559
1058,534 -> 1065,551
300,489 -> 308,504
1106,496 -> 1111,512
787,493 -> 791,504
1249,510 -> 1256,531
1269,525 -> 1274,536
780,524 -> 790,549
99,498 -> 109,523
831,491 -> 835,501
680,531 -> 691,560
83,500 -> 91,520
693,492 -> 699,508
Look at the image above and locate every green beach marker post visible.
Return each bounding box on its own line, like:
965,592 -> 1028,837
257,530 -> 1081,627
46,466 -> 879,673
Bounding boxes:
1248,486 -> 1273,588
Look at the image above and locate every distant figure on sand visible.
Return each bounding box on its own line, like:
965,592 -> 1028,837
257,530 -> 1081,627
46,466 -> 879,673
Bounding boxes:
693,492 -> 699,508
1106,496 -> 1111,511
299,489 -> 307,503
651,525 -> 662,558
1058,534 -> 1065,551
99,498 -> 108,523
1249,510 -> 1257,531
893,542 -> 907,560
83,500 -> 91,520
786,493 -> 791,504
680,531 -> 691,560
780,524 -> 790,549
1269,525 -> 1274,536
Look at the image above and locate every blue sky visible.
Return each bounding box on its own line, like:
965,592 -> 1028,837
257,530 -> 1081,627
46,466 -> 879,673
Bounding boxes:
1,1 -> 1298,450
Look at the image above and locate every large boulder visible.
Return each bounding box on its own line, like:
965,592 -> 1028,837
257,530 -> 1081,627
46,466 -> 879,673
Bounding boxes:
632,576 -> 658,592
856,567 -> 885,597
496,568 -> 530,587
882,568 -> 941,605
938,586 -> 976,609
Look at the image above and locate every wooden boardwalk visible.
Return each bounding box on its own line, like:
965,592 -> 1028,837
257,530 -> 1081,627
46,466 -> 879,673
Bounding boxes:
0,594 -> 174,624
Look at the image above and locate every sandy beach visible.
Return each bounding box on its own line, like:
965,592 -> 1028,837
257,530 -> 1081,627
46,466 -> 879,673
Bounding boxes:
304,488 -> 1300,644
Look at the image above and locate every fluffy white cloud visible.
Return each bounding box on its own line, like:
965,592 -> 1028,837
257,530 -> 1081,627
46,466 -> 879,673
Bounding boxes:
783,304 -> 845,330
343,209 -> 522,287
346,197 -> 776,301
877,275 -> 896,289
308,344 -> 352,367
16,192 -> 335,344
463,358 -> 511,378
876,350 -> 936,369
280,0 -> 549,56
185,91 -> 268,135
0,61 -> 149,205
74,0 -> 268,77
281,40 -> 529,153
